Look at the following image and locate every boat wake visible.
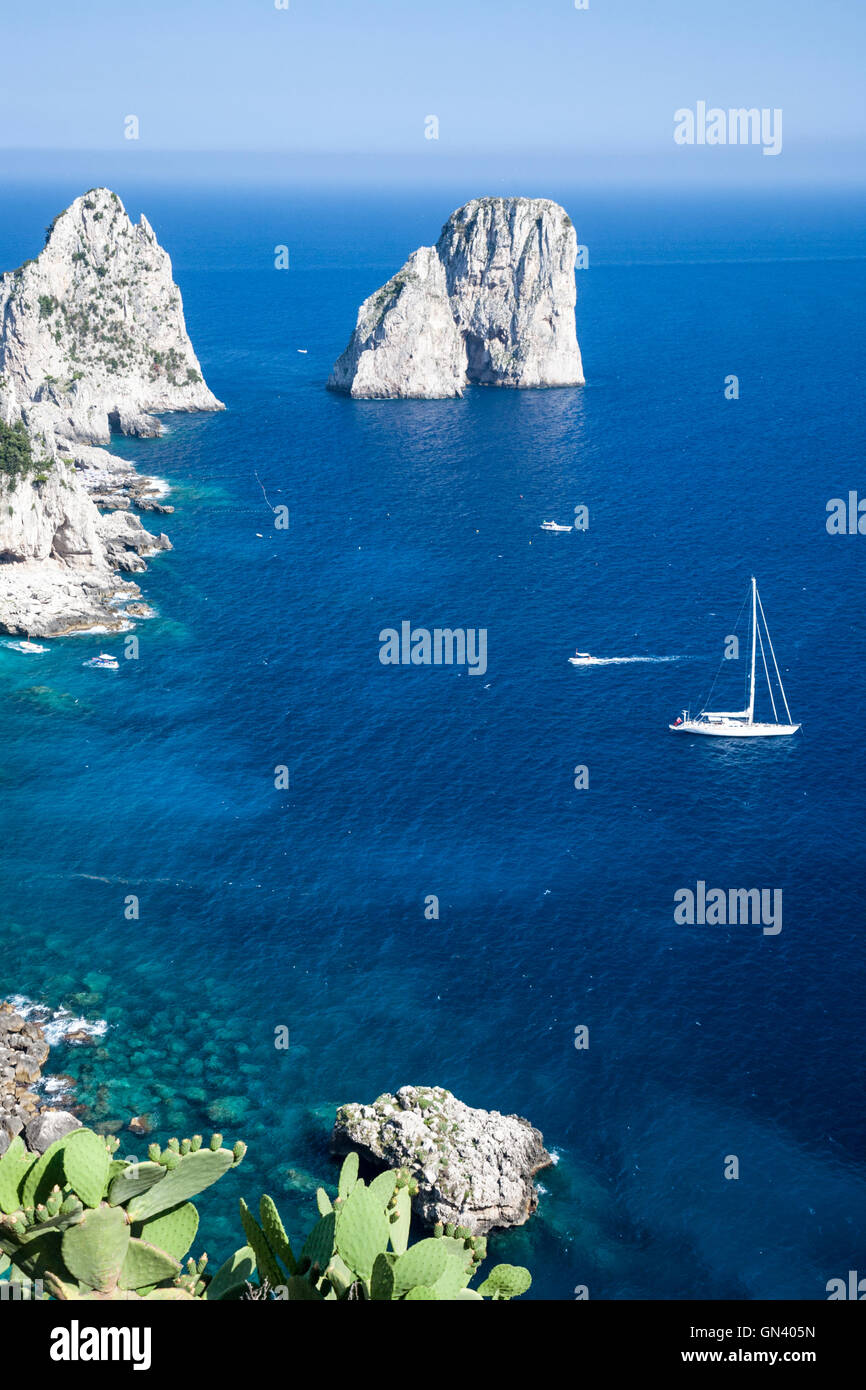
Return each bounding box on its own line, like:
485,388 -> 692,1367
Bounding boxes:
569,655 -> 690,666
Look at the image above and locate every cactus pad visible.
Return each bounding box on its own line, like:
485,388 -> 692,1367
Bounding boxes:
204,1244 -> 256,1301
388,1185 -> 411,1255
119,1236 -> 182,1290
127,1146 -> 234,1222
260,1194 -> 296,1274
476,1263 -> 533,1300
63,1129 -> 111,1208
337,1151 -> 359,1200
301,1210 -> 335,1273
0,1138 -> 37,1214
135,1201 -> 199,1260
108,1160 -> 166,1206
391,1237 -> 450,1297
334,1182 -> 390,1282
62,1206 -> 130,1291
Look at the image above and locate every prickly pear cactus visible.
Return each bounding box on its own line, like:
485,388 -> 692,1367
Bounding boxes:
0,1127 -> 247,1301
0,1131 -> 532,1303
239,1152 -> 531,1301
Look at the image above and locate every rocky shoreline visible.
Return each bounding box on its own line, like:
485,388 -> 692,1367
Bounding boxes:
0,1001 -> 49,1149
2,1005 -> 553,1237
0,187 -> 222,637
0,995 -> 112,1154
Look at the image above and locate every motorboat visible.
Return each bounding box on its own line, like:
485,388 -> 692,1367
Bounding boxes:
3,639 -> 49,654
83,653 -> 120,670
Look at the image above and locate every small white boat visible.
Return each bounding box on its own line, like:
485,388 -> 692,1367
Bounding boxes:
4,638 -> 49,654
670,578 -> 800,738
83,652 -> 119,670
568,650 -> 600,666
541,520 -> 572,532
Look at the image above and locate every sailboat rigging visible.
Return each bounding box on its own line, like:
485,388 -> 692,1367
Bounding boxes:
670,578 -> 800,738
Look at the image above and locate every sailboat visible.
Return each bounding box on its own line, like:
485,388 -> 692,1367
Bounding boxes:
670,578 -> 800,737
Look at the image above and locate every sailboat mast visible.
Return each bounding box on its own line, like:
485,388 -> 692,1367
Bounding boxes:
747,576 -> 757,723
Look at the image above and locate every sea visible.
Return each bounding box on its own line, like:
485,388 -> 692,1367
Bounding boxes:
1,179 -> 864,1300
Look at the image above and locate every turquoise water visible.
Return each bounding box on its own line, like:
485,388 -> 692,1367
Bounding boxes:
1,185 -> 865,1299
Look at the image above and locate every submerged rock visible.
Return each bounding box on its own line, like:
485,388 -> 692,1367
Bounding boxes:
329,196 -> 584,399
332,1083 -> 553,1235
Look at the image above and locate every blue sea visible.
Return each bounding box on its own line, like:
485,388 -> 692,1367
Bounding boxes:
1,181 -> 865,1300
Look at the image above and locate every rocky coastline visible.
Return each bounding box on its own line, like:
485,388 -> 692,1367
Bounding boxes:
0,187 -> 223,637
0,1001 -> 82,1156
2,1006 -> 553,1238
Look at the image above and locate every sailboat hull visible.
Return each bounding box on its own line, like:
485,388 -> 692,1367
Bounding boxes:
670,720 -> 800,738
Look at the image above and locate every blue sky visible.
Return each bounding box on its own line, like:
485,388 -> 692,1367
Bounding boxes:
1,0 -> 864,184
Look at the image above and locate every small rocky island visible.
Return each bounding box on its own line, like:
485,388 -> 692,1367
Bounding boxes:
0,187 -> 223,636
328,196 -> 584,399
332,1084 -> 552,1235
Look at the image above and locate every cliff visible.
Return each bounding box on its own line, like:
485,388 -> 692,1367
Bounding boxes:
0,188 -> 222,636
328,196 -> 584,399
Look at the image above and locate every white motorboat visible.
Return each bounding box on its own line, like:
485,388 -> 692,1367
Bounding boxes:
568,650 -> 600,666
3,638 -> 49,654
541,520 -> 572,532
83,653 -> 119,670
670,578 -> 800,737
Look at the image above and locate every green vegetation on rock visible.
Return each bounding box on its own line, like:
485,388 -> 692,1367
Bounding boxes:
0,419 -> 52,483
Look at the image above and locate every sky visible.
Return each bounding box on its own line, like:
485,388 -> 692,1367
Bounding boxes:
1,0 -> 864,185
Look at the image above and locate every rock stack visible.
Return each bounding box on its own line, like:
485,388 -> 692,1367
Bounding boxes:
328,196 -> 585,399
0,187 -> 223,637
332,1083 -> 553,1236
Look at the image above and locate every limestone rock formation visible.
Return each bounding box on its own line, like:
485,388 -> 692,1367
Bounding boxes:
329,197 -> 584,399
332,1084 -> 553,1235
0,187 -> 221,440
0,187 -> 223,635
328,247 -> 466,399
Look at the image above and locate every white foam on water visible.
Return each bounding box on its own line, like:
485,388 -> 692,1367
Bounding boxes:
140,475 -> 171,498
41,1075 -> 75,1098
570,655 -> 691,666
7,993 -> 108,1045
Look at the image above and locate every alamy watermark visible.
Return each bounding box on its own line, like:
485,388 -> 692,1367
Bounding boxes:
826,1270 -> 866,1299
674,103 -> 782,157
379,622 -> 487,676
826,492 -> 866,534
50,1322 -> 151,1370
674,880 -> 782,936
1,1276 -> 44,1300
